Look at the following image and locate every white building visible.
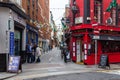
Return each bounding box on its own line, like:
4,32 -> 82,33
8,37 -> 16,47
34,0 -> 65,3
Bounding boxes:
0,1 -> 28,72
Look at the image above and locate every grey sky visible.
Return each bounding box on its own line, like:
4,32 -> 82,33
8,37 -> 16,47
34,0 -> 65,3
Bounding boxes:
50,0 -> 69,26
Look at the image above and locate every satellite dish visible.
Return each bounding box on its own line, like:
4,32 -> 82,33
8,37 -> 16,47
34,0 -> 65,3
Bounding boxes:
106,17 -> 112,25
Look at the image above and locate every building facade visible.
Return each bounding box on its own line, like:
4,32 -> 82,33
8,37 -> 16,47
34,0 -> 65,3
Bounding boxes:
0,0 -> 51,72
68,0 -> 120,65
38,0 -> 51,52
22,0 -> 39,46
0,0 -> 28,71
22,0 -> 51,52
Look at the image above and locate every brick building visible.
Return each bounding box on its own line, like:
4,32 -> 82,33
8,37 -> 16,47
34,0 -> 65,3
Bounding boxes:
22,0 -> 51,52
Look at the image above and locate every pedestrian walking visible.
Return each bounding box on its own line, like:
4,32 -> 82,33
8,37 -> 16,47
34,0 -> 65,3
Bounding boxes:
31,43 -> 37,63
63,43 -> 68,63
35,46 -> 42,63
26,43 -> 32,63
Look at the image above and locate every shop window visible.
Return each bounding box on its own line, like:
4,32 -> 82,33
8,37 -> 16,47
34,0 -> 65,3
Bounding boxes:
118,8 -> 120,26
27,0 -> 30,16
111,8 -> 116,26
94,0 -> 102,24
101,41 -> 120,53
28,31 -> 37,43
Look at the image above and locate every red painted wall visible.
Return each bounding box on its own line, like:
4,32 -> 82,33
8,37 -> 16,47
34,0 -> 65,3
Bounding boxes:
90,0 -> 94,22
76,0 -> 84,17
102,0 -> 120,25
70,0 -> 120,25
69,0 -> 120,64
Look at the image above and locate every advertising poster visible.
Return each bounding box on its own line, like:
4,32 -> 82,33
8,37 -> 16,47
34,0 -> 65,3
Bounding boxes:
8,56 -> 20,73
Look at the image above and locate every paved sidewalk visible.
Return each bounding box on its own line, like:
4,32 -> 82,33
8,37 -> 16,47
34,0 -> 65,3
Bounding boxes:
0,72 -> 17,80
0,47 -> 120,80
0,63 -> 120,80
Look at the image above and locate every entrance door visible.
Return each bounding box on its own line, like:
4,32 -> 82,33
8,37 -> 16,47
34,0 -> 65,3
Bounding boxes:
76,40 -> 83,62
14,30 -> 22,56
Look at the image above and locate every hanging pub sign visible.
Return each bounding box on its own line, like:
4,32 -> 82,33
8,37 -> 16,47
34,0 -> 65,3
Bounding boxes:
8,56 -> 20,73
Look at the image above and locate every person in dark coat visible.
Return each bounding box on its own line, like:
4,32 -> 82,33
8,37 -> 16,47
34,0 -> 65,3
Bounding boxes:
26,43 -> 32,63
31,43 -> 37,62
63,43 -> 68,63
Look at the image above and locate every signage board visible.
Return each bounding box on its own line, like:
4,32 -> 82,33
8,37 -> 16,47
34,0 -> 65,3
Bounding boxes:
8,56 -> 20,73
93,35 -> 100,39
75,17 -> 83,24
98,54 -> 110,69
9,32 -> 14,55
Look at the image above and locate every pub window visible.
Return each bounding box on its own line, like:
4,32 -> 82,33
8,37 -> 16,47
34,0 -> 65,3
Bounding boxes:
94,0 -> 102,24
101,41 -> 120,53
118,7 -> 120,26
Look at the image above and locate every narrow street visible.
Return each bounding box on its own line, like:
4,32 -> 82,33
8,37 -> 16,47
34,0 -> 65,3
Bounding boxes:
4,47 -> 120,80
41,47 -> 63,63
4,47 -> 94,80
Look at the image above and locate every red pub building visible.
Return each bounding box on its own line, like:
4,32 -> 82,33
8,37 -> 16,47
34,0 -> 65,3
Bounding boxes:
68,0 -> 120,65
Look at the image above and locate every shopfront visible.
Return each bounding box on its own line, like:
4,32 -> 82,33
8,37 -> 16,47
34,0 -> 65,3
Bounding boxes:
70,24 -> 120,65
14,26 -> 23,56
0,3 -> 27,71
86,35 -> 120,64
26,25 -> 38,45
71,34 -> 120,65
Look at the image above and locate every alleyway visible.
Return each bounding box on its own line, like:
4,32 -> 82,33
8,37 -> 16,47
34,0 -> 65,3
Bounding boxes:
20,47 -> 95,75
41,47 -> 63,63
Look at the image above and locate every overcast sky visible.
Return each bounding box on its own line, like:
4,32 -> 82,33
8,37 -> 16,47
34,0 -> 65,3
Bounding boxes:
50,0 -> 69,26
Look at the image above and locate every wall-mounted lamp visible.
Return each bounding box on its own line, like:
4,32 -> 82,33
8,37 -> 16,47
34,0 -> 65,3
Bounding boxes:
71,2 -> 78,14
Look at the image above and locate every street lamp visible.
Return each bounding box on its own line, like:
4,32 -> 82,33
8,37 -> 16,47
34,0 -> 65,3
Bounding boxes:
71,1 -> 78,26
71,2 -> 78,14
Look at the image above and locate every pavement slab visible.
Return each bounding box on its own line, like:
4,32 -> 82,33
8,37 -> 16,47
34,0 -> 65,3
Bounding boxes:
0,72 -> 17,80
